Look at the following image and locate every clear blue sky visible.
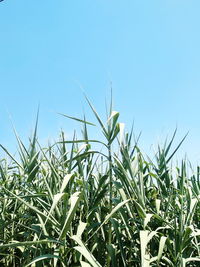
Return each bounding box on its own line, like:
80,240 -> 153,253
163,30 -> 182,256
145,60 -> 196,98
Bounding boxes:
1,0 -> 200,164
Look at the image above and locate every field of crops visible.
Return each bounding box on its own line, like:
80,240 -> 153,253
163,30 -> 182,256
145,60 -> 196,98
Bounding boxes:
0,99 -> 200,266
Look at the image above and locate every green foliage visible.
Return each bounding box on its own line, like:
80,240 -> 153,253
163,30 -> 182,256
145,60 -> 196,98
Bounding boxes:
0,100 -> 199,266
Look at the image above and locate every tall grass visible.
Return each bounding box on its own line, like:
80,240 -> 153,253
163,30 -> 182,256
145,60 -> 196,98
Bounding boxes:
0,99 -> 199,266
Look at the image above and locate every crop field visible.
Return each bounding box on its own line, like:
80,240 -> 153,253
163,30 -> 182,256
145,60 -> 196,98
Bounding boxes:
0,99 -> 200,267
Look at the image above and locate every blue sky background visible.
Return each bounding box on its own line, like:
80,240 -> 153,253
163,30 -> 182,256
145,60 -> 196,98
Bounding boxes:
1,0 -> 200,164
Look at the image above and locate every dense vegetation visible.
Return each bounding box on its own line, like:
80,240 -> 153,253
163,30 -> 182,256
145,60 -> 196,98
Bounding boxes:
0,98 -> 200,266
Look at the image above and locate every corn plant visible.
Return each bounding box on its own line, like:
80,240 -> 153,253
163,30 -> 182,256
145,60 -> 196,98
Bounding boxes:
0,98 -> 199,267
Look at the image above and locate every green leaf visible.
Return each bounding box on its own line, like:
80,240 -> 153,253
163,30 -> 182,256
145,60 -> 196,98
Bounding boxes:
144,214 -> 153,228
140,230 -> 149,267
133,200 -> 146,219
2,187 -> 59,227
58,113 -> 96,126
107,244 -> 117,267
87,199 -> 130,242
60,173 -> 74,193
45,193 -> 65,225
157,236 -> 167,262
59,192 -> 82,240
84,95 -> 108,139
81,261 -> 92,267
76,221 -> 87,238
72,235 -> 102,267
25,254 -> 60,267
0,240 -> 62,249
